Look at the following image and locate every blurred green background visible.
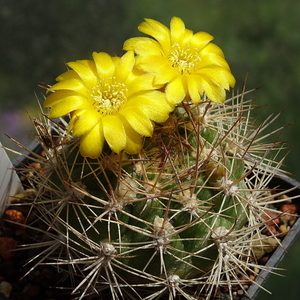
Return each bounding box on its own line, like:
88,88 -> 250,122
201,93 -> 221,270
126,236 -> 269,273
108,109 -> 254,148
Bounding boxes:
1,0 -> 300,299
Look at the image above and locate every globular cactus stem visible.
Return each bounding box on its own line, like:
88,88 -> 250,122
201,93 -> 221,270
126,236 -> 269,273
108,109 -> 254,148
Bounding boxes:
14,92 -> 294,300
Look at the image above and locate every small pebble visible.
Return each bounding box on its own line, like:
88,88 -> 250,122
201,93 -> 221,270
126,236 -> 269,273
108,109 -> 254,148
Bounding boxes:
10,189 -> 36,203
265,224 -> 278,236
249,274 -> 256,281
0,237 -> 17,260
0,281 -> 12,298
289,216 -> 297,227
279,224 -> 288,234
277,194 -> 292,203
262,210 -> 280,226
4,210 -> 26,228
280,204 -> 297,220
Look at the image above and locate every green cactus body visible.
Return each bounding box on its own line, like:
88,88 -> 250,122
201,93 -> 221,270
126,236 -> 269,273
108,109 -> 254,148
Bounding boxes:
31,100 -> 270,299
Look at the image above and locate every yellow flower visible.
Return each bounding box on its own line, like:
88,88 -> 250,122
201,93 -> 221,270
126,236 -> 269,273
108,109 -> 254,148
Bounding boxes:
44,51 -> 173,158
124,17 -> 236,104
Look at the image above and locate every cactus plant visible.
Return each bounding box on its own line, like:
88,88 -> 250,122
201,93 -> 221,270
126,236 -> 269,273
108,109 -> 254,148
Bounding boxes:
13,90 -> 294,300
6,17 -> 298,300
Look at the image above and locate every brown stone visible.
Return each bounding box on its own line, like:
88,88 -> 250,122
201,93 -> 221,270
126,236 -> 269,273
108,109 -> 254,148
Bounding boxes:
0,237 -> 17,260
280,203 -> 298,220
262,210 -> 280,226
4,209 -> 26,229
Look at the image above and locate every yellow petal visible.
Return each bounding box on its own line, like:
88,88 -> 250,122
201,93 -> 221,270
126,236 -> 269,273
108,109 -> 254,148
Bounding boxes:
197,67 -> 235,89
72,110 -> 102,136
49,96 -> 86,118
124,37 -> 162,56
56,70 -> 80,82
189,31 -> 214,51
125,136 -> 142,154
153,64 -> 178,86
138,18 -> 170,51
135,55 -> 168,73
48,78 -> 88,95
44,90 -> 80,107
165,76 -> 187,105
202,43 -> 225,57
114,51 -> 135,83
78,60 -> 98,73
124,122 -> 143,154
120,107 -> 153,137
92,52 -> 115,79
201,54 -> 231,72
102,115 -> 126,153
187,75 -> 203,103
126,73 -> 158,95
227,72 -> 236,88
202,79 -> 226,103
198,54 -> 229,70
131,91 -> 174,122
80,122 -> 104,158
170,17 -> 186,44
182,29 -> 194,44
67,60 -> 97,88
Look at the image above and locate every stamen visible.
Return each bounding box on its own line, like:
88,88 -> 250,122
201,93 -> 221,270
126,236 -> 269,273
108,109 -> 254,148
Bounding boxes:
91,77 -> 128,115
168,43 -> 200,75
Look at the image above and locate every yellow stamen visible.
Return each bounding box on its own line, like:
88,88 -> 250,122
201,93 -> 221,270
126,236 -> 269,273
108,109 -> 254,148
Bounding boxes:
168,43 -> 200,75
91,77 -> 128,115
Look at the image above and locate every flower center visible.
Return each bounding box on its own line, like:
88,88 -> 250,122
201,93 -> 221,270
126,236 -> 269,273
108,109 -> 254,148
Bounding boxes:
91,77 -> 128,116
168,43 -> 200,75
